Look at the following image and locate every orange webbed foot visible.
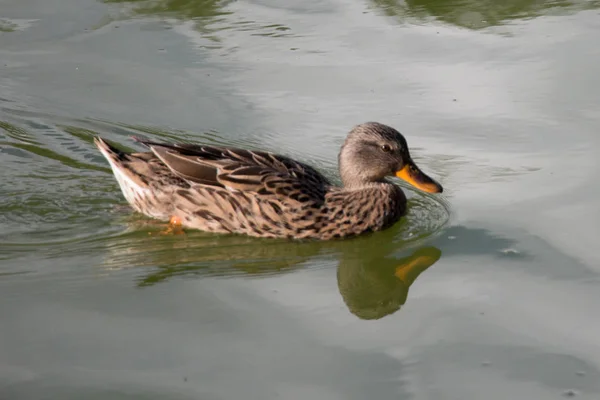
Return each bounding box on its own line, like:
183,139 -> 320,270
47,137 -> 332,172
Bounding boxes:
148,215 -> 186,236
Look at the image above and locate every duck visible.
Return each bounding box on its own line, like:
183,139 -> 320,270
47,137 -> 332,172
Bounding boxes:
94,122 -> 443,240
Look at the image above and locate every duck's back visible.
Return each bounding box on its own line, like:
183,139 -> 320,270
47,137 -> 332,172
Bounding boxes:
96,137 -> 339,238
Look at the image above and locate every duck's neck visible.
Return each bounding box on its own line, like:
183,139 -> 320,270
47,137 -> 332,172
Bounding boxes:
338,150 -> 391,189
341,177 -> 391,190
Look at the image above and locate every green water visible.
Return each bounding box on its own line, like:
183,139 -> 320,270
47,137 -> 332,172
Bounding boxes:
1,0 -> 600,398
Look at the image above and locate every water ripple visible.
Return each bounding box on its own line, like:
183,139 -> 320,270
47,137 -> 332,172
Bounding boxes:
1,109 -> 449,293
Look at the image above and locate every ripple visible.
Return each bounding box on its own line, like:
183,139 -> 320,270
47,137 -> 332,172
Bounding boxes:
0,108 -> 449,308
102,0 -> 295,46
0,18 -> 38,33
94,187 -> 449,287
369,0 -> 600,31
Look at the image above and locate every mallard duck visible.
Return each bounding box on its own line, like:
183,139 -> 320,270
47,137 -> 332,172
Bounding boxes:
95,122 -> 443,240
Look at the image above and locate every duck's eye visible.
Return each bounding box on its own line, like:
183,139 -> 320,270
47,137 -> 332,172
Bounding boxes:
381,144 -> 392,153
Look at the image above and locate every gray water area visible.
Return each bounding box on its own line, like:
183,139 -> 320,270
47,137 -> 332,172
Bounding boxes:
1,0 -> 600,398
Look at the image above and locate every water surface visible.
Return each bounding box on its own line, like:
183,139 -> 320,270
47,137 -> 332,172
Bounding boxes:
2,0 -> 600,398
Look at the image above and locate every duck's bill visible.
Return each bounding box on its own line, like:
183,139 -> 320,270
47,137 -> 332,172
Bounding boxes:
395,162 -> 443,193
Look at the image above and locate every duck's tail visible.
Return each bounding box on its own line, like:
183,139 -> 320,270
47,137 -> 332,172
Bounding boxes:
94,136 -> 131,164
94,136 -> 152,206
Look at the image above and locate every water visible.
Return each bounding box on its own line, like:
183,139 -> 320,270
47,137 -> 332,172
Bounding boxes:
1,0 -> 600,398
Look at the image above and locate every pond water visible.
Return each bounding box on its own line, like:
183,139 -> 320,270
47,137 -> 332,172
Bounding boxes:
1,0 -> 600,399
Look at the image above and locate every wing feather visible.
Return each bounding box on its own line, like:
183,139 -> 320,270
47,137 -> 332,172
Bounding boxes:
133,138 -> 331,201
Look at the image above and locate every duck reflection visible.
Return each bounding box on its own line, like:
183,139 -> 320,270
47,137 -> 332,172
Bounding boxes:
337,246 -> 441,320
100,212 -> 442,320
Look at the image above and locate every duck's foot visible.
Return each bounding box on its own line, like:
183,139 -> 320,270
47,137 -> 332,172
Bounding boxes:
149,215 -> 186,236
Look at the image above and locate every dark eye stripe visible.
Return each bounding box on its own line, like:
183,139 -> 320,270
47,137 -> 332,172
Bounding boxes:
362,140 -> 399,152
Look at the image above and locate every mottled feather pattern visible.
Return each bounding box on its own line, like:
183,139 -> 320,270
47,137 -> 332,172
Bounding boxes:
95,122 -> 433,240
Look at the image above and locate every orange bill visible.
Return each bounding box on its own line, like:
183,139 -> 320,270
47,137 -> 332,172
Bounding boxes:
395,162 -> 443,193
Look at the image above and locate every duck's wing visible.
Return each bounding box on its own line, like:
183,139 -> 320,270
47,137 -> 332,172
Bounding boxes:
133,139 -> 331,200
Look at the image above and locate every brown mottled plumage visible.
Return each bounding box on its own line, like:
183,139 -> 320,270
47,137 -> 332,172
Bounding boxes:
95,122 -> 443,240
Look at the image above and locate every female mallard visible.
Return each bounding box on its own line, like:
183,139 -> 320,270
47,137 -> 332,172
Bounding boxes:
95,122 -> 443,240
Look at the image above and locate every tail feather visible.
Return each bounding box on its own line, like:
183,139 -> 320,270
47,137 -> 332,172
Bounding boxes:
94,136 -> 130,164
94,136 -> 151,206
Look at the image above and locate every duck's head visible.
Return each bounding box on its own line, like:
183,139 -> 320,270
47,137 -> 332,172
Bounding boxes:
338,122 -> 443,193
